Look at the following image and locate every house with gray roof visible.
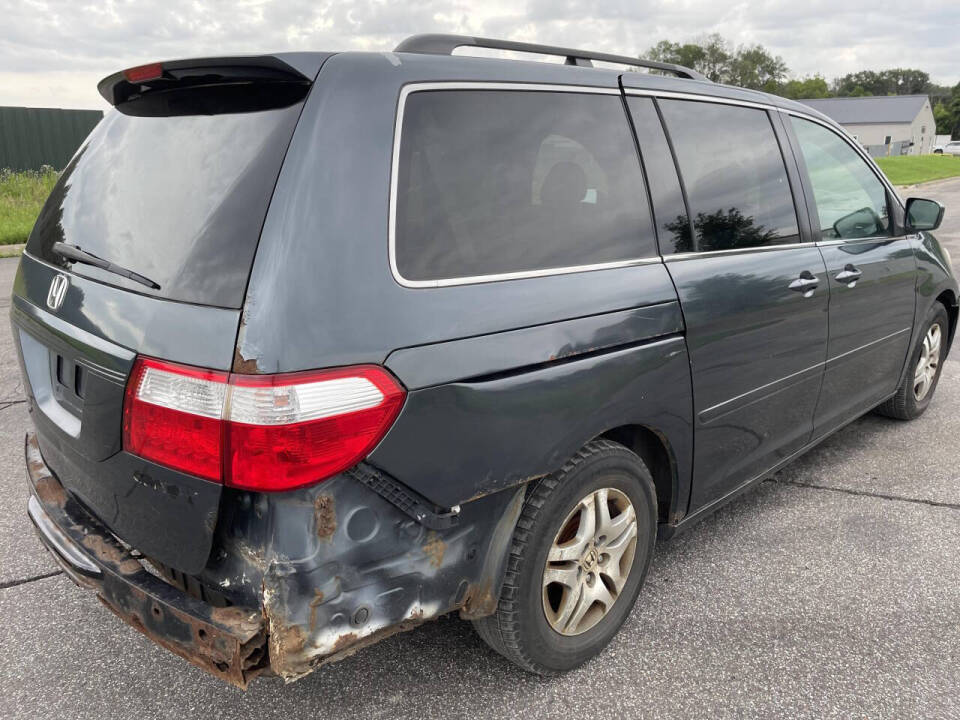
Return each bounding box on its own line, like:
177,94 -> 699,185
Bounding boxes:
798,95 -> 935,157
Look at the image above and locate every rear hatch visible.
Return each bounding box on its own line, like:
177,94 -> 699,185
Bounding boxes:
13,55 -> 322,574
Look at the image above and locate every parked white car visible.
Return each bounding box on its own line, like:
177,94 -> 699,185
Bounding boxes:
933,141 -> 960,156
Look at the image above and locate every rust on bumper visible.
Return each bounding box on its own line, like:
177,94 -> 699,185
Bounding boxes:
26,430 -> 529,687
25,432 -> 268,689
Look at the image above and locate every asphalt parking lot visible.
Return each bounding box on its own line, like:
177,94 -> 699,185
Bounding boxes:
2,178 -> 960,719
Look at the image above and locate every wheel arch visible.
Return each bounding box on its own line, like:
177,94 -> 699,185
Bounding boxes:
935,289 -> 958,352
600,424 -> 680,524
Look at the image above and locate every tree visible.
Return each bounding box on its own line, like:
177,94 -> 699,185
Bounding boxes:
644,34 -> 788,91
779,76 -> 831,100
645,35 -> 729,83
727,44 -> 789,92
833,68 -> 930,96
934,102 -> 953,135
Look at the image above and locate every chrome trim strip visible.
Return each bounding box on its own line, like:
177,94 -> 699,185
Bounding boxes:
700,361 -> 823,422
27,495 -> 101,576
663,241 -> 812,262
623,87 -> 773,110
816,237 -> 885,247
698,327 -> 912,422
825,327 -> 911,366
388,81 -> 651,289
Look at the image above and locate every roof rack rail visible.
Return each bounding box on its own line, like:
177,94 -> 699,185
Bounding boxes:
394,34 -> 708,82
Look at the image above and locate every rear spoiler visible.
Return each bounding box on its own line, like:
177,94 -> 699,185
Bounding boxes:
97,54 -> 327,109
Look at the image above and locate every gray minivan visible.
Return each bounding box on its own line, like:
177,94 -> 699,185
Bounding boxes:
15,35 -> 956,688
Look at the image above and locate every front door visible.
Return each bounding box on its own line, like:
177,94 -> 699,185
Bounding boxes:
648,98 -> 829,510
786,116 -> 917,437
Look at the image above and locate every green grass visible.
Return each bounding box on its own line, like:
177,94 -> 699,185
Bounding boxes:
0,168 -> 58,245
874,154 -> 960,186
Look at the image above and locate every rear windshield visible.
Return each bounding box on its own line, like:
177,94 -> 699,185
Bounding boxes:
27,101 -> 303,307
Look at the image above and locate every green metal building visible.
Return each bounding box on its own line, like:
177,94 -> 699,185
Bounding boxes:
0,106 -> 103,171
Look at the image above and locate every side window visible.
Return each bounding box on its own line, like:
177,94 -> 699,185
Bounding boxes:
394,90 -> 654,283
626,97 -> 692,254
790,117 -> 890,240
658,100 -> 800,252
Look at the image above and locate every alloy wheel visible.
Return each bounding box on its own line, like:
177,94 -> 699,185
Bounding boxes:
542,487 -> 638,636
914,322 -> 942,401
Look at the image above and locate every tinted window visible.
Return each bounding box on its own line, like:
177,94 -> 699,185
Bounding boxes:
659,100 -> 800,252
27,102 -> 303,307
394,90 -> 654,282
790,117 -> 890,240
626,97 -> 691,254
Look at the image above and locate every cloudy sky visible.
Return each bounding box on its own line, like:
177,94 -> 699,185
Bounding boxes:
2,0 -> 958,110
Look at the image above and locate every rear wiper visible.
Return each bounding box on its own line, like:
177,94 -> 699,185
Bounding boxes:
51,242 -> 160,290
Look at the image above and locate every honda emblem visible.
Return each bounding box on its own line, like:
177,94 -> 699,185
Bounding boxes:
46,273 -> 69,311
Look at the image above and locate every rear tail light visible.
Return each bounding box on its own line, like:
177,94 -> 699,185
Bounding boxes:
122,358 -> 405,491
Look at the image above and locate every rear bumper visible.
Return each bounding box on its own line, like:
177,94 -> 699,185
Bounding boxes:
24,432 -> 269,689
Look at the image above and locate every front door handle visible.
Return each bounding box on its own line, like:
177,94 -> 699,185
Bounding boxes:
835,264 -> 862,287
789,271 -> 819,298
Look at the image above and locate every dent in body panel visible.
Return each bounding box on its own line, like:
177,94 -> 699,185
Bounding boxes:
371,337 -> 693,510
386,300 -> 684,389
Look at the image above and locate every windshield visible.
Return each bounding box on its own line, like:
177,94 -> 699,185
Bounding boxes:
27,100 -> 303,308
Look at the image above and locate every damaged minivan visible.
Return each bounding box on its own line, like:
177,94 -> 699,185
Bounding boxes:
15,35 -> 957,688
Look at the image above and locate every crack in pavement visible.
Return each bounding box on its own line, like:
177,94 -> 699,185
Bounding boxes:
0,570 -> 62,591
768,477 -> 960,511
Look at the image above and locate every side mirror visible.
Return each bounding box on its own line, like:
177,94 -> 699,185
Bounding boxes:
905,197 -> 945,231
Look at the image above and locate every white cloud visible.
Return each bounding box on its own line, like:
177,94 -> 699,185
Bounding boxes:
1,0 -> 957,109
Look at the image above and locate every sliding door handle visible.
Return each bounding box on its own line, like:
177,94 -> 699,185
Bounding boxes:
835,264 -> 862,287
789,271 -> 819,298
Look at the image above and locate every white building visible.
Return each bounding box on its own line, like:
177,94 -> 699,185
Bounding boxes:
798,95 -> 936,157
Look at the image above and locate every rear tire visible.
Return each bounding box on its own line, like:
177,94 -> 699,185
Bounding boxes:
876,302 -> 949,420
472,439 -> 656,675
934,149 -> 943,154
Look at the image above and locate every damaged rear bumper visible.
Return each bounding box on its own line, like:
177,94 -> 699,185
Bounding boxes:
24,432 -> 268,689
25,430 -> 527,687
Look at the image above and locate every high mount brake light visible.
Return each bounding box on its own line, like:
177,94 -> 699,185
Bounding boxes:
123,63 -> 164,83
122,358 -> 406,491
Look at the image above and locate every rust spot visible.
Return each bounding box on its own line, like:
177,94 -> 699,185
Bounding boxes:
459,580 -> 497,619
210,606 -> 262,634
233,347 -> 261,374
314,495 -> 337,539
80,535 -> 142,575
331,632 -> 359,653
33,475 -> 66,506
422,533 -> 445,568
268,621 -> 307,677
308,589 -> 325,633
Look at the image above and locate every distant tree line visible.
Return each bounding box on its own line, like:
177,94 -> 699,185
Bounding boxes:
644,34 -> 959,138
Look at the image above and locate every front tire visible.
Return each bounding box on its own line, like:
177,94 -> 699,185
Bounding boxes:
472,439 -> 657,675
876,302 -> 949,420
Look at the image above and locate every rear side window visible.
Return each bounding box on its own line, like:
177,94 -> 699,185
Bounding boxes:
789,117 -> 890,240
659,100 -> 800,252
393,89 -> 654,284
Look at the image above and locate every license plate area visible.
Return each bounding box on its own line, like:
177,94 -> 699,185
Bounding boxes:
50,351 -> 86,418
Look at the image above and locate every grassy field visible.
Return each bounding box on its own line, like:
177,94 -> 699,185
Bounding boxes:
0,168 -> 58,245
875,154 -> 960,186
